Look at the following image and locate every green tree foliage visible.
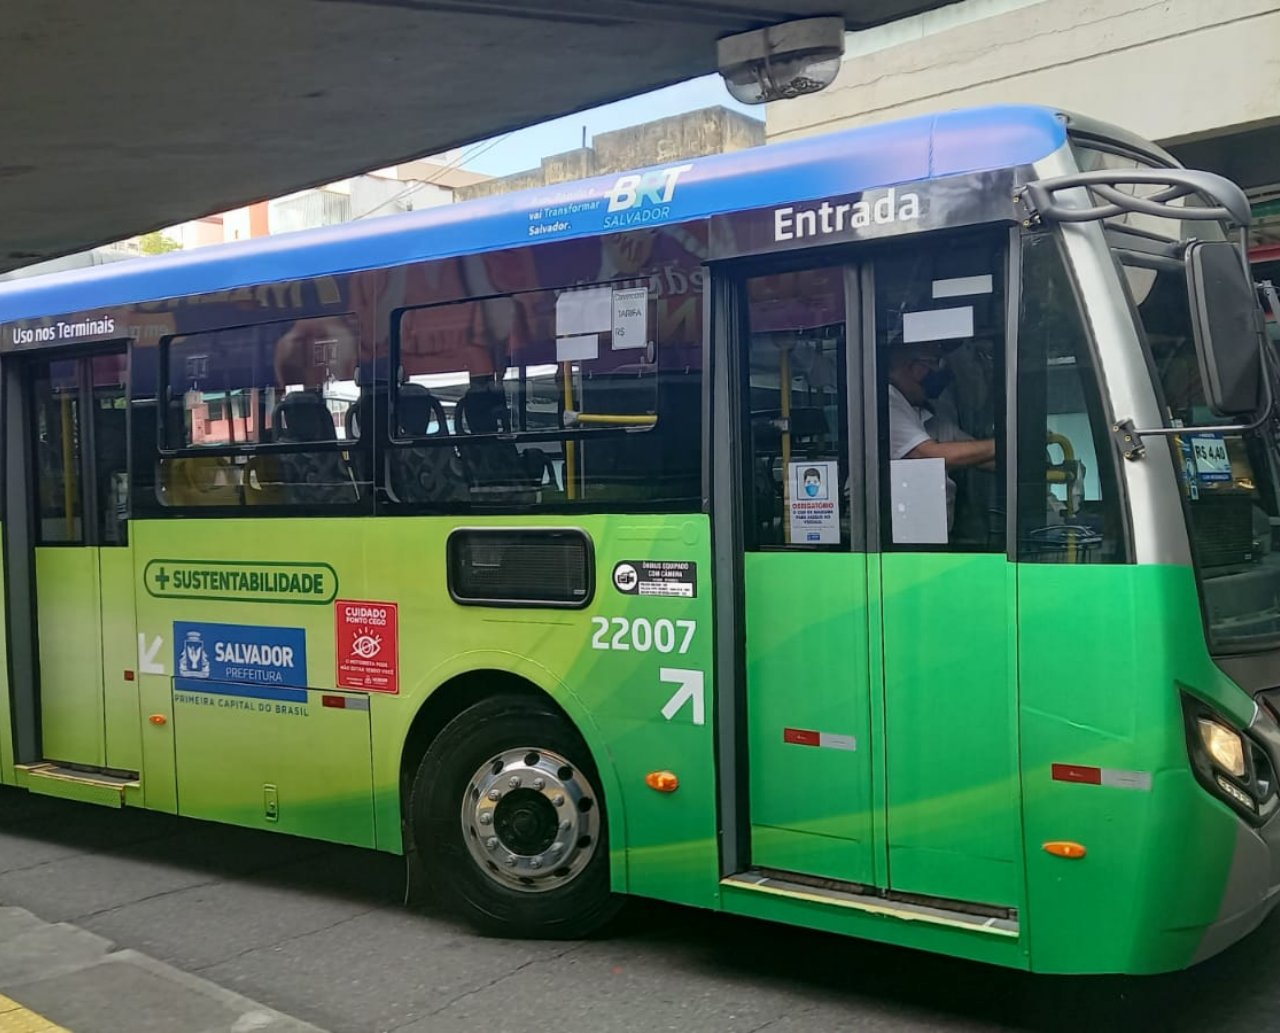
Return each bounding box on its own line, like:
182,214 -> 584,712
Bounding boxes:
138,231 -> 182,255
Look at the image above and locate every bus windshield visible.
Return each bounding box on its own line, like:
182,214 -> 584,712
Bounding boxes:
1111,227 -> 1280,653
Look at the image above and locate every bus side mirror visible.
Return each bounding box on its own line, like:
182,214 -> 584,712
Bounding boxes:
1185,240 -> 1266,416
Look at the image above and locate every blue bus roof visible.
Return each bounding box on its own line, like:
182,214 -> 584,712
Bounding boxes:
0,105 -> 1068,323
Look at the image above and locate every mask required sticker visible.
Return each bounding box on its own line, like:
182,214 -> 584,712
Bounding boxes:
788,459 -> 840,545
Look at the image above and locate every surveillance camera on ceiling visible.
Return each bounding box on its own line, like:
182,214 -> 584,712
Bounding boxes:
717,17 -> 845,106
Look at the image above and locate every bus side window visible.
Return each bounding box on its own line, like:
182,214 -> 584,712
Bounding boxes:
875,234 -> 1006,552
158,315 -> 366,509
1015,232 -> 1126,564
391,282 -> 702,512
741,267 -> 849,549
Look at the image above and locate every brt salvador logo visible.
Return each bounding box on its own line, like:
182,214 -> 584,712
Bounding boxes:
144,559 -> 338,605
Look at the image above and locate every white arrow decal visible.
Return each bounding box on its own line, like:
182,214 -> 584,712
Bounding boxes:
138,633 -> 165,675
660,668 -> 705,726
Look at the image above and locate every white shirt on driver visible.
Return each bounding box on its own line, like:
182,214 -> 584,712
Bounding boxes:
887,384 -> 972,531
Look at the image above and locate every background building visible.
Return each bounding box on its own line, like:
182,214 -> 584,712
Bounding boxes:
455,106 -> 764,200
766,0 -> 1280,265
0,154 -> 491,281
1,107 -> 764,281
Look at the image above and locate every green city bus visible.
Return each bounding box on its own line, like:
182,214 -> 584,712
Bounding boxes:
1,104 -> 1276,974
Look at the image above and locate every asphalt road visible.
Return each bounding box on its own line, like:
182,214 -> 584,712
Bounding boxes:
1,785 -> 1278,1033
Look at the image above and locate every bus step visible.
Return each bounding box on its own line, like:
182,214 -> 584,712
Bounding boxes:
15,763 -> 139,808
721,869 -> 1019,937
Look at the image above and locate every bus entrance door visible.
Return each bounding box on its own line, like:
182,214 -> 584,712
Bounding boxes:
870,236 -> 1020,912
29,351 -> 139,774
734,265 -> 878,887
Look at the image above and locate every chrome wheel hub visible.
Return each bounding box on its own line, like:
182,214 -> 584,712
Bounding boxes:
461,747 -> 600,893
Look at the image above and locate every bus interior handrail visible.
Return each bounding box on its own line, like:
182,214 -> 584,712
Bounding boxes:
1018,168 -> 1253,228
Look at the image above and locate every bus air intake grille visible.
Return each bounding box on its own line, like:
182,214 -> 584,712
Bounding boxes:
447,528 -> 594,609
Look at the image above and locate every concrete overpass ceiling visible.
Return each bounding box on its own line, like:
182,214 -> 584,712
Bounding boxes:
0,0 -> 958,273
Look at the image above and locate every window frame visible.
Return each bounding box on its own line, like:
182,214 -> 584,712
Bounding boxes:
157,314 -> 362,458
387,289 -> 664,449
733,258 -> 857,554
869,225 -> 1013,556
1014,226 -> 1133,565
383,283 -> 705,515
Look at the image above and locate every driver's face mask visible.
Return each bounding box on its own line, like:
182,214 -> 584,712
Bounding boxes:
920,362 -> 954,400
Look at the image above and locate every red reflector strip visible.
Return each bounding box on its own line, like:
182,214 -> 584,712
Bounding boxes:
322,695 -> 346,709
783,728 -> 857,751
1052,763 -> 1102,785
1052,763 -> 1152,790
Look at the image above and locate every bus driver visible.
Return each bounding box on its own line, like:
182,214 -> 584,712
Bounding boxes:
887,343 -> 995,534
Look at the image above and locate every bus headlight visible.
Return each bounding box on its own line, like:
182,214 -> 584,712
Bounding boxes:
1183,693 -> 1280,823
1198,718 -> 1246,777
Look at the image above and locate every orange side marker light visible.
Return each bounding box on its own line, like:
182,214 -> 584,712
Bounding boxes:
645,771 -> 679,793
149,714 -> 168,726
1043,841 -> 1086,859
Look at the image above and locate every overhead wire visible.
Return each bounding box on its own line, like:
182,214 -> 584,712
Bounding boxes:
350,132 -> 514,221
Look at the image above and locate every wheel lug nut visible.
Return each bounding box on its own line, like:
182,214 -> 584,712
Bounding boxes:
530,859 -> 541,869
559,820 -> 571,831
479,812 -> 493,825
532,778 -> 545,790
505,856 -> 517,867
553,794 -> 565,807
487,789 -> 501,801
486,837 -> 498,850
508,776 -> 521,789
550,841 -> 563,854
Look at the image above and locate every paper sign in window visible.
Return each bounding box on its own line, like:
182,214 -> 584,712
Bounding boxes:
556,334 -> 599,363
902,306 -> 974,344
611,287 -> 648,350
889,458 -> 948,545
555,288 -> 612,337
932,275 -> 993,299
787,459 -> 840,545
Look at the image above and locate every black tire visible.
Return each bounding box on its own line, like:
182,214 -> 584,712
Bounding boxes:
408,693 -> 621,938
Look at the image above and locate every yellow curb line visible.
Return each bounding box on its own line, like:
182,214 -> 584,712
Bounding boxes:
0,994 -> 70,1033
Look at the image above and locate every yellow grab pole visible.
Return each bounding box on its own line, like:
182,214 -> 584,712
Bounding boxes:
60,394 -> 77,538
562,361 -> 577,500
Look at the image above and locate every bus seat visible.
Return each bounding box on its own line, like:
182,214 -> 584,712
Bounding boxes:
276,390 -> 338,443
343,388 -> 376,486
243,453 -> 286,506
267,390 -> 359,505
389,383 -> 467,504
163,454 -> 244,507
455,382 -> 538,504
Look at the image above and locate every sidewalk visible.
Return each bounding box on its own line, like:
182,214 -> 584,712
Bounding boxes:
0,907 -> 326,1033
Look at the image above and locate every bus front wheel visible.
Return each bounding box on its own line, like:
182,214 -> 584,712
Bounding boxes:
409,694 -> 620,938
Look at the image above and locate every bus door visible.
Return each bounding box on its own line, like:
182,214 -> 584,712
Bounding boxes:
869,233 -> 1020,910
733,263 -> 878,886
724,235 -> 1019,910
29,350 -> 139,773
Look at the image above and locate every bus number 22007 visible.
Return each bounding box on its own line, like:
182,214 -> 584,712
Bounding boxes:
590,617 -> 696,655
